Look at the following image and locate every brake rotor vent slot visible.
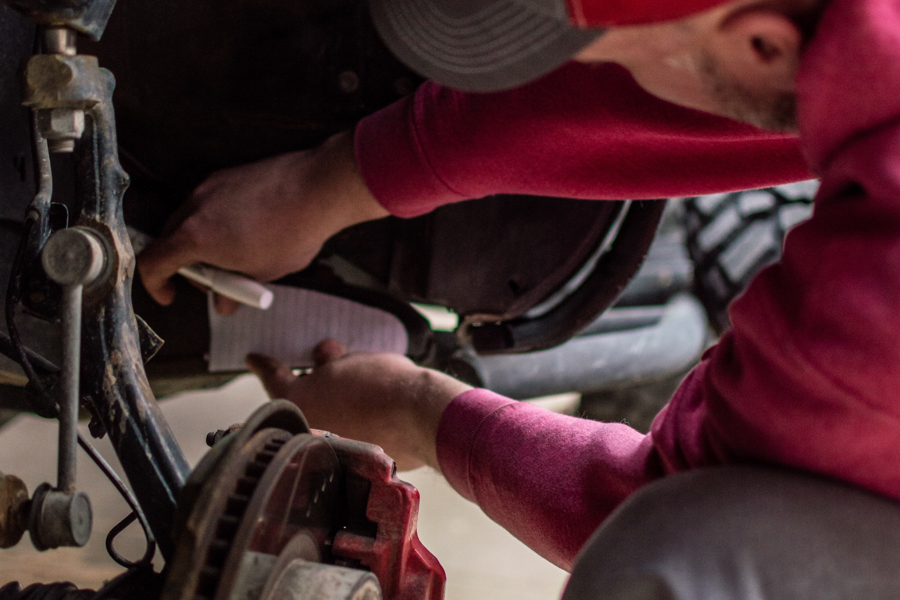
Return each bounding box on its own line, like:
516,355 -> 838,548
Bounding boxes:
195,438 -> 288,600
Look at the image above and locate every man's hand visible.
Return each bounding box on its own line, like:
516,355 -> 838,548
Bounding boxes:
246,340 -> 472,471
137,131 -> 390,315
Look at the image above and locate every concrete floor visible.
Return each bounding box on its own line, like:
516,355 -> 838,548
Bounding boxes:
0,375 -> 568,600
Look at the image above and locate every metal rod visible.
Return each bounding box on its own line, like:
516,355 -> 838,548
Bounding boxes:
57,283 -> 82,492
29,114 -> 52,218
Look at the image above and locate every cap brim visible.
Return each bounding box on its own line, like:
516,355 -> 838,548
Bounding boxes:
370,0 -> 602,93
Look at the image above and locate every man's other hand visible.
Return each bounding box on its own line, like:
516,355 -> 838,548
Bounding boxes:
246,340 -> 472,471
137,131 -> 390,314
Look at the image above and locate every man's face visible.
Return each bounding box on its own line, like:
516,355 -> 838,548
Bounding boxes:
576,0 -> 824,132
697,42 -> 799,131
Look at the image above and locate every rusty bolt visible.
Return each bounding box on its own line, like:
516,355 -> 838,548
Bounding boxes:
0,474 -> 29,549
26,55 -> 76,92
37,108 -> 85,153
44,28 -> 77,57
206,423 -> 245,447
337,71 -> 360,94
206,429 -> 227,447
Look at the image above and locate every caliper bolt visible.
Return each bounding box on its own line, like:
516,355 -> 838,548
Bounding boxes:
206,423 -> 245,447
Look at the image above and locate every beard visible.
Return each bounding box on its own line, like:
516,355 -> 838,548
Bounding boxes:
700,54 -> 799,133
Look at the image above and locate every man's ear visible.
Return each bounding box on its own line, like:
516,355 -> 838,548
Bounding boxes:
710,10 -> 801,90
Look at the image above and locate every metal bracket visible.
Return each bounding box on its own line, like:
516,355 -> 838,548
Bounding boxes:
19,23 -> 189,557
1,0 -> 117,40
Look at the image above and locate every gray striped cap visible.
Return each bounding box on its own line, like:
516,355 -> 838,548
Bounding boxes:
369,0 -> 603,92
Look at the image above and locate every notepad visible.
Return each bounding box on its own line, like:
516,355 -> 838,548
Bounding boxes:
208,285 -> 410,372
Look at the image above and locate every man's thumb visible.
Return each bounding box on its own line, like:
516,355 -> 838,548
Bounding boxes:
313,339 -> 346,367
135,231 -> 198,306
246,353 -> 295,399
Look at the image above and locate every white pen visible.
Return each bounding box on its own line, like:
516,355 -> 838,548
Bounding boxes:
127,227 -> 274,310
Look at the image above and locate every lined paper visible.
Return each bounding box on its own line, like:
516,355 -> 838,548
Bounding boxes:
208,285 -> 409,372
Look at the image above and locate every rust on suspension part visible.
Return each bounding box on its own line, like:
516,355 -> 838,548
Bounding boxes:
0,473 -> 29,549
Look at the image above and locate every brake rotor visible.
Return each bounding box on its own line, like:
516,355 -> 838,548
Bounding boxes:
164,401 -> 443,600
213,433 -> 341,600
163,402 -> 342,600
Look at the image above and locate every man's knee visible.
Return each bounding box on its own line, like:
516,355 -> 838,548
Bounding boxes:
563,466 -> 900,600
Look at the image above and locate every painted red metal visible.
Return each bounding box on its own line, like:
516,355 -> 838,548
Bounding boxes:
326,436 -> 445,600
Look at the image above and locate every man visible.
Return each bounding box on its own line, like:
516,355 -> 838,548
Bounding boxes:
141,0 -> 900,595
137,0 -> 814,314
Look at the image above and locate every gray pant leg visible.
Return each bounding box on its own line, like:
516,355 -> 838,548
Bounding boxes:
563,466 -> 900,600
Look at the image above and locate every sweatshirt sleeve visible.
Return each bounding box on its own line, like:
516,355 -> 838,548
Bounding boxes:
355,62 -> 811,218
435,389 -> 662,571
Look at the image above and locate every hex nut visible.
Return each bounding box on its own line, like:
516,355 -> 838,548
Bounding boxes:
26,55 -> 75,92
37,108 -> 85,141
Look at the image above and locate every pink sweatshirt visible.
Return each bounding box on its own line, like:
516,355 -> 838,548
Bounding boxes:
358,0 -> 900,573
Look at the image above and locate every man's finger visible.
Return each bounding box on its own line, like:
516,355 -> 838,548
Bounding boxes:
214,294 -> 241,316
136,229 -> 201,306
137,269 -> 177,306
313,339 -> 346,367
246,353 -> 295,399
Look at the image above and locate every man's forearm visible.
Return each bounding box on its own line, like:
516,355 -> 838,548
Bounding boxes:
355,62 -> 811,218
434,388 -> 662,571
309,131 -> 390,232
